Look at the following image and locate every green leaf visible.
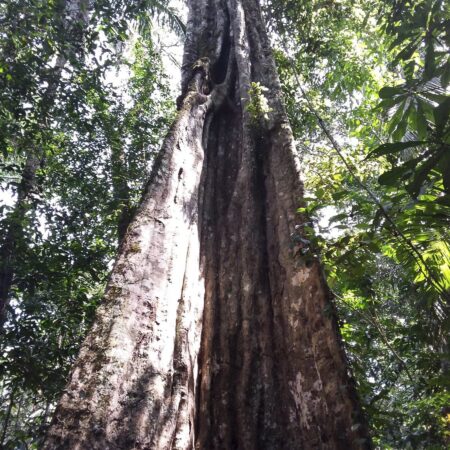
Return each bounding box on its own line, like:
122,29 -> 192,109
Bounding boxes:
424,40 -> 436,80
438,151 -> 450,195
441,57 -> 450,87
329,213 -> 348,223
388,101 -> 407,134
418,98 -> 436,124
379,86 -> 404,99
421,91 -> 448,104
413,100 -> 428,139
433,97 -> 450,136
435,194 -> 450,206
332,190 -> 348,201
392,112 -> 408,141
367,141 -> 425,159
407,147 -> 446,198
394,39 -> 419,64
377,95 -> 406,109
388,33 -> 409,52
378,161 -> 417,186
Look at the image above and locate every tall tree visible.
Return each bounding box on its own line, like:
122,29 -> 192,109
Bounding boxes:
43,0 -> 371,448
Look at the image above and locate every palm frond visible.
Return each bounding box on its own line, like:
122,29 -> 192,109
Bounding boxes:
136,0 -> 186,38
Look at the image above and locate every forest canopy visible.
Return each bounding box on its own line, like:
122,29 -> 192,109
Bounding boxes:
0,0 -> 449,448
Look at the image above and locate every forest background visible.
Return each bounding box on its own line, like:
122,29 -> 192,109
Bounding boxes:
0,0 -> 449,448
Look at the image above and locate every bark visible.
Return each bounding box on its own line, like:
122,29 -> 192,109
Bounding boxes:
111,148 -> 133,243
0,386 -> 16,447
43,0 -> 372,448
0,0 -> 88,327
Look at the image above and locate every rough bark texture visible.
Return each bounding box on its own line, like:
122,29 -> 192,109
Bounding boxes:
43,0 -> 371,448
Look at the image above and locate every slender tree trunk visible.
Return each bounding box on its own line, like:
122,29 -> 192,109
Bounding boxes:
111,141 -> 132,242
0,151 -> 40,325
104,118 -> 133,243
43,0 -> 371,448
0,0 -> 88,327
0,385 -> 16,447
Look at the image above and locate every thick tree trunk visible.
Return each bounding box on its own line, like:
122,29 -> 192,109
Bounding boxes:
43,0 -> 371,448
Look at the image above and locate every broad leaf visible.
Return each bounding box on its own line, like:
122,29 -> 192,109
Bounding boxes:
433,97 -> 450,136
379,86 -> 404,99
378,164 -> 415,186
368,141 -> 425,159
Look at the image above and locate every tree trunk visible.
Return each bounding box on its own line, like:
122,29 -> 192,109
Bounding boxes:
0,385 -> 16,447
103,116 -> 133,243
43,0 -> 371,448
0,0 -> 88,327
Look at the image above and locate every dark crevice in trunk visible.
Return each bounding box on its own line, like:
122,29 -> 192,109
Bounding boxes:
211,10 -> 231,85
253,131 -> 283,448
196,92 -> 243,447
